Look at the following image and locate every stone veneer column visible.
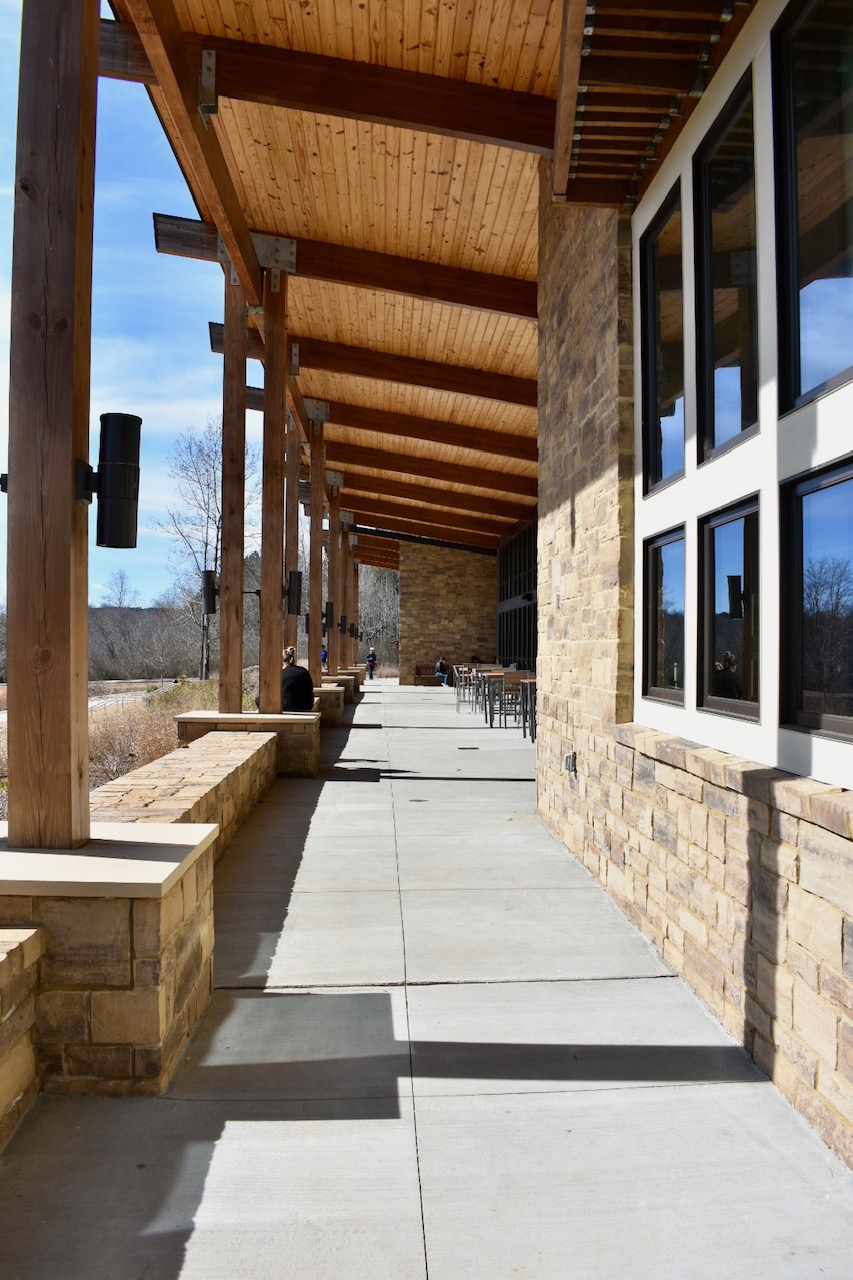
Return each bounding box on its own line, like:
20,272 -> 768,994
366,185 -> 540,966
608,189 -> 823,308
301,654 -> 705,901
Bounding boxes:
535,158 -> 634,860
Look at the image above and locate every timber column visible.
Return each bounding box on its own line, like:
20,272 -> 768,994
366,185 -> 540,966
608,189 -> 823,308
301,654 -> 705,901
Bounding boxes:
308,424 -> 325,686
284,413 -> 300,651
7,0 -> 99,847
219,277 -> 247,712
258,270 -> 287,712
327,488 -> 342,674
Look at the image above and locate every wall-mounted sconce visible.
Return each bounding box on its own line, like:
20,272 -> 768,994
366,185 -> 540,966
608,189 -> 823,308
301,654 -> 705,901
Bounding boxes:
201,569 -> 218,615
304,611 -> 310,635
286,570 -> 302,615
324,601 -> 334,634
76,413 -> 142,548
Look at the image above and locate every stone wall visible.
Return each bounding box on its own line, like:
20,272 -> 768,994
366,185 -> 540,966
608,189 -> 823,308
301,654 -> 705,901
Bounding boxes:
0,929 -> 43,1149
173,712 -> 321,778
534,159 -> 853,1166
398,543 -> 497,685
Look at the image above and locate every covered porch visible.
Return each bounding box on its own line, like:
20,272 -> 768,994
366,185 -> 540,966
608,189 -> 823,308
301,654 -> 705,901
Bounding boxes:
2,681 -> 853,1277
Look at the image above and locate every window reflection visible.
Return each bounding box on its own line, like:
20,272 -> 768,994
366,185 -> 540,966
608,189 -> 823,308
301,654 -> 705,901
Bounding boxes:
790,0 -> 853,397
705,506 -> 759,706
799,473 -> 853,719
697,84 -> 758,453
642,191 -> 685,488
647,534 -> 685,696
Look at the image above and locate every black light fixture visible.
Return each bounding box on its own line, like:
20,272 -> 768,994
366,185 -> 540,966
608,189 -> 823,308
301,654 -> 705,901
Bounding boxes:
201,569 -> 218,615
324,600 -> 334,633
77,412 -> 142,548
304,611 -> 310,635
286,569 -> 302,615
338,613 -> 347,635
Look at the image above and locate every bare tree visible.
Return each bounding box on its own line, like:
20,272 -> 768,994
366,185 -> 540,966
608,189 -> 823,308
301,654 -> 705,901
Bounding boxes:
154,418 -> 261,679
358,566 -> 399,669
803,555 -> 853,710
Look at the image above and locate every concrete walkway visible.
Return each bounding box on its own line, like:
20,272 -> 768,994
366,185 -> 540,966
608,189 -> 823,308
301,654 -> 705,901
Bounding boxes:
2,681 -> 853,1277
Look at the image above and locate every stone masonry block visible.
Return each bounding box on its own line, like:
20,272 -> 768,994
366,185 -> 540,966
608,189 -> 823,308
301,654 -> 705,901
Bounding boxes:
39,898 -> 131,988
35,990 -> 89,1044
91,989 -> 164,1046
788,886 -> 843,969
799,824 -> 853,916
793,979 -> 839,1068
0,1036 -> 36,1120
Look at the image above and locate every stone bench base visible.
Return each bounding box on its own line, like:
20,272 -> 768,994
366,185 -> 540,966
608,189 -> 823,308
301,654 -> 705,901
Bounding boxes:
0,822 -> 218,1098
0,928 -> 43,1150
313,686 -> 344,726
175,711 -> 321,777
322,674 -> 356,704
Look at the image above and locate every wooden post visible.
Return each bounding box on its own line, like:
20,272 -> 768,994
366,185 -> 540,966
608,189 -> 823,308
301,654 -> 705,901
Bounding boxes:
7,0 -> 99,848
258,271 -> 287,712
341,531 -> 353,666
309,424 -> 325,686
352,557 -> 360,666
327,489 -> 341,674
219,276 -> 247,712
284,413 -> 300,651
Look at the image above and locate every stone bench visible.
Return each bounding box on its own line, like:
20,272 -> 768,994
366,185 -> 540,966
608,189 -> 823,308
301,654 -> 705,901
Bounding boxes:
313,685 -> 344,726
338,666 -> 362,691
175,710 -> 321,777
322,674 -> 356,704
0,928 -> 43,1150
0,732 -> 279,1102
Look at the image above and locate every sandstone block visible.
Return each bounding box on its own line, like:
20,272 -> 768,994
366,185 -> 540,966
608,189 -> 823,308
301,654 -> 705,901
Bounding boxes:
788,886 -> 843,969
793,980 -> 839,1068
0,1036 -> 36,1120
66,1045 -> 133,1079
39,898 -> 131,987
35,990 -> 89,1044
799,824 -> 853,916
91,990 -> 164,1045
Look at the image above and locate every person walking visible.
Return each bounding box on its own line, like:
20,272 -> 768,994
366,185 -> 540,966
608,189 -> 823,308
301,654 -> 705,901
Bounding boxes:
366,647 -> 377,679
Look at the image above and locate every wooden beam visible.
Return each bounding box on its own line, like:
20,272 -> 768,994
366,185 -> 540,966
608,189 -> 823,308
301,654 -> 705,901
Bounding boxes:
308,425 -> 325,685
219,277 -> 247,713
325,442 -> 537,499
100,21 -> 556,154
581,54 -> 698,95
210,324 -> 538,408
552,0 -> 587,200
7,0 -> 99,848
349,511 -> 499,549
340,472 -> 534,522
343,494 -> 512,538
121,1 -> 263,305
351,534 -> 401,556
284,413 -> 300,650
245,387 -> 537,463
258,272 -> 287,711
155,214 -> 537,320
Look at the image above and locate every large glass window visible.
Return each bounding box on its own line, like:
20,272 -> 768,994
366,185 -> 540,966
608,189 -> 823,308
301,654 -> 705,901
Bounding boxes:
784,459 -> 853,732
700,500 -> 760,714
775,0 -> 853,407
644,530 -> 685,702
641,187 -> 685,490
695,77 -> 759,457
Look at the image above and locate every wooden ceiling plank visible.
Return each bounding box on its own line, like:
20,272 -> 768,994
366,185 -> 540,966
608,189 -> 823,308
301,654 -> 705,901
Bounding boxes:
120,1 -> 263,305
580,54 -> 698,95
154,213 -> 537,319
209,323 -> 538,407
324,441 -> 537,498
552,0 -> 587,200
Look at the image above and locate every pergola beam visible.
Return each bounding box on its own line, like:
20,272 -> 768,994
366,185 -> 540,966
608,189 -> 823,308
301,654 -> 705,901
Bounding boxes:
100,21 -> 556,154
120,1 -> 263,305
211,324 -> 537,408
343,494 -> 512,539
324,442 -> 537,499
245,386 -> 536,463
552,0 -> 587,200
340,472 -> 534,522
155,214 -> 537,321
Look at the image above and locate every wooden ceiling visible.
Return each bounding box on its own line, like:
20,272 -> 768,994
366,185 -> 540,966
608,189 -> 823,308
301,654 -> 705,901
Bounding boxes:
103,0 -> 752,556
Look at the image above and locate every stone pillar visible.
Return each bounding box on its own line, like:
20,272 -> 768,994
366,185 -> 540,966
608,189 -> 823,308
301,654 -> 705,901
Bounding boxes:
6,0 -> 100,847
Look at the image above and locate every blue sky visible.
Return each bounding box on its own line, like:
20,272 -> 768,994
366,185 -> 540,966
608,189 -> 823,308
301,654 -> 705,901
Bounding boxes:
0,1 -> 263,605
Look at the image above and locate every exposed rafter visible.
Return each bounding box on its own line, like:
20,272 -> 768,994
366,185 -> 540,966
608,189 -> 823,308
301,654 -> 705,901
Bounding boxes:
552,0 -> 587,200
324,442 -> 537,499
100,21 -> 556,154
119,2 -> 262,305
339,473 -> 534,523
155,214 -> 537,320
342,494 -> 513,539
210,325 -> 537,408
245,386 -> 536,463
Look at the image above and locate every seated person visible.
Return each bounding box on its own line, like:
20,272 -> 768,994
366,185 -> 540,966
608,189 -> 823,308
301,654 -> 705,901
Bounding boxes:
713,651 -> 742,699
435,656 -> 449,686
281,646 -> 316,711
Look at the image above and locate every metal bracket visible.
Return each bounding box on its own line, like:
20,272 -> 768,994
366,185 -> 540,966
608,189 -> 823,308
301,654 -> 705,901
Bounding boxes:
75,459 -> 96,504
340,510 -> 353,527
304,398 -> 330,423
268,267 -> 281,294
349,534 -> 358,549
253,233 -> 297,272
325,470 -> 344,490
198,50 -> 218,128
290,342 -> 300,377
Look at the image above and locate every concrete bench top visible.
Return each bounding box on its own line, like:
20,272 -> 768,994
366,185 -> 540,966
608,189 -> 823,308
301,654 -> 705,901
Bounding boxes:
175,710 -> 320,726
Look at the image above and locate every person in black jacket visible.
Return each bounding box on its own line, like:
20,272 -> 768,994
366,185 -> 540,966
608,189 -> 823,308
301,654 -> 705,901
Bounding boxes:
280,646 -> 315,711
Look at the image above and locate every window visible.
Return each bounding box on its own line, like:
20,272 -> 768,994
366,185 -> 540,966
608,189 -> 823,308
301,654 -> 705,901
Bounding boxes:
783,458 -> 853,734
695,76 -> 758,458
641,186 -> 685,491
700,499 -> 760,715
775,0 -> 853,409
644,530 -> 685,702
